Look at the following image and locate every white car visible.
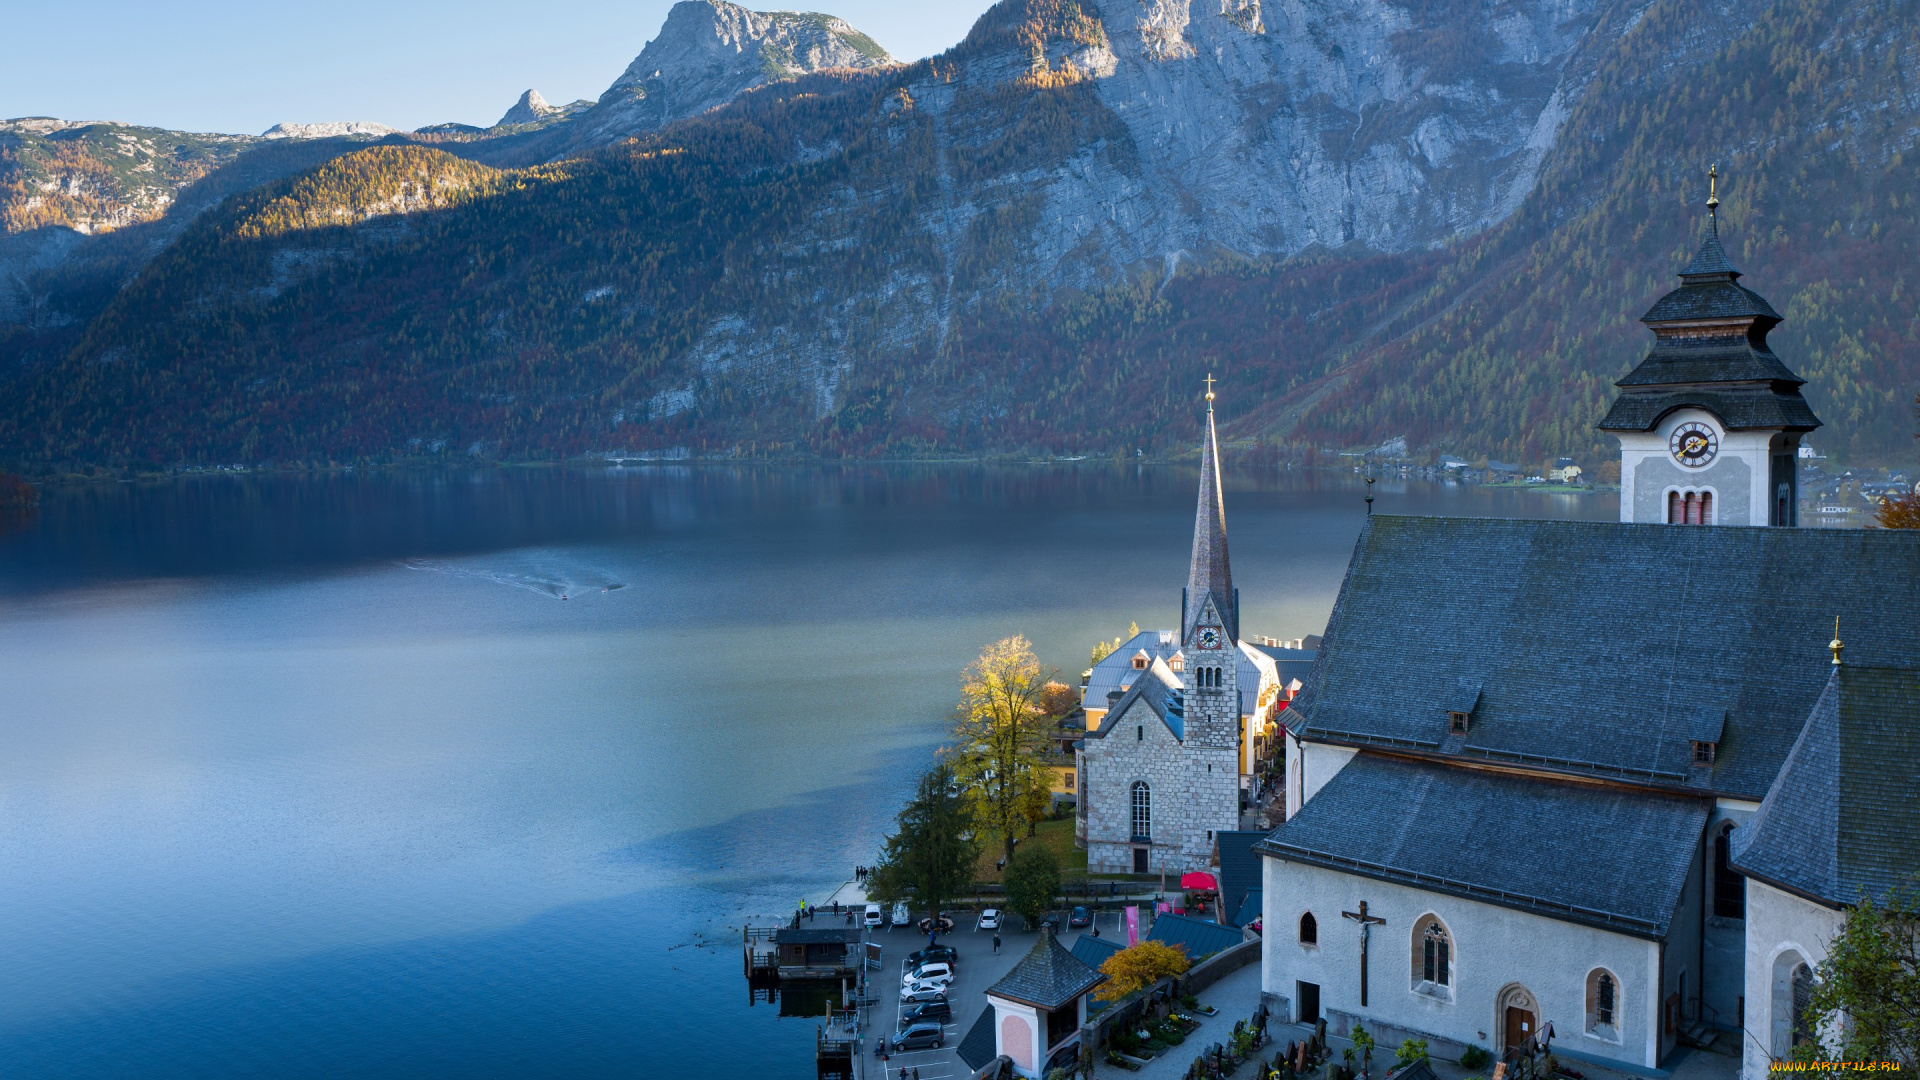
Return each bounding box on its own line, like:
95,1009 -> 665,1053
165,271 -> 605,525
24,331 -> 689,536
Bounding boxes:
903,976 -> 953,997
863,903 -> 883,929
977,909 -> 1002,931
891,901 -> 910,926
904,961 -> 953,986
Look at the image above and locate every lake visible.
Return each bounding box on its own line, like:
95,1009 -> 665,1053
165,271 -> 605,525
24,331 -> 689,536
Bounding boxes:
0,465 -> 1615,1078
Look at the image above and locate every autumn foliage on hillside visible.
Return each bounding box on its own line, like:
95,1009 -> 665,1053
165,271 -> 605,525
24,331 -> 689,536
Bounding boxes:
1,0 -> 1917,470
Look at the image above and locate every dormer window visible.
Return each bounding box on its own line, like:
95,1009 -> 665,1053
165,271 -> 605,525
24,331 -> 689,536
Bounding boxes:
1445,680 -> 1481,736
1687,708 -> 1726,769
1168,651 -> 1185,673
1131,650 -> 1150,670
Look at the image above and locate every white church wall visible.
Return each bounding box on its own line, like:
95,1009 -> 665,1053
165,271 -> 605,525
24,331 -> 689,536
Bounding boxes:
1740,881 -> 1843,1080
1285,739 -> 1357,820
1262,859 -> 1666,1071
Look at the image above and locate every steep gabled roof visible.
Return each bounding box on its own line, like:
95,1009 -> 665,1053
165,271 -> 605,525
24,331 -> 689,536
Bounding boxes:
988,930 -> 1105,1010
1088,657 -> 1185,741
1289,516 -> 1920,800
1257,754 -> 1708,939
1730,666 -> 1920,908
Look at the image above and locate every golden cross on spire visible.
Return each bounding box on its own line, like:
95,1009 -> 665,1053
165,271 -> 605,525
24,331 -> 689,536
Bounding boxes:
1830,616 -> 1844,666
1204,373 -> 1216,406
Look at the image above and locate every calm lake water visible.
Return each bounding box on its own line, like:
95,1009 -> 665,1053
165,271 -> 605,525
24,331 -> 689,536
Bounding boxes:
0,465 -> 1614,1078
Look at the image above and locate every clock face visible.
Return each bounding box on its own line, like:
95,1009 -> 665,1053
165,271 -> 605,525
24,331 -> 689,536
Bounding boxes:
1196,626 -> 1222,650
1669,422 -> 1719,468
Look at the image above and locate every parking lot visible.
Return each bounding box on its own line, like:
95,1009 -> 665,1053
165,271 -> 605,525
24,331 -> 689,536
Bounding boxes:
866,911 -> 1045,1080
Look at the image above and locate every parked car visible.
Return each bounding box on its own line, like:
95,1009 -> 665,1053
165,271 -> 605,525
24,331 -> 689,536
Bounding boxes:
863,903 -> 883,929
899,1000 -> 953,1027
903,961 -> 953,986
903,976 -> 953,997
900,986 -> 949,1006
891,901 -> 910,926
893,1022 -> 945,1051
1068,906 -> 1091,927
977,909 -> 1001,931
917,914 -> 955,934
907,944 -> 957,968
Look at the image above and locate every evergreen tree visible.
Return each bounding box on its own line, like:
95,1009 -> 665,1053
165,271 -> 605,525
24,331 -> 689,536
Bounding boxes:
1004,842 -> 1061,927
867,762 -> 978,926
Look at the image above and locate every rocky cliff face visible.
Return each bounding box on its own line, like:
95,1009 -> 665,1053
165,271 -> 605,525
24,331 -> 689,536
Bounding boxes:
563,0 -> 896,149
493,90 -> 595,129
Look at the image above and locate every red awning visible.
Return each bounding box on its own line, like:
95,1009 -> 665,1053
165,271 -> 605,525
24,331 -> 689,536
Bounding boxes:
1180,872 -> 1218,891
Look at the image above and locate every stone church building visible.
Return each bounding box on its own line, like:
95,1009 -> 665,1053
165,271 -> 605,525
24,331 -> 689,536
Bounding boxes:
1257,200 -> 1920,1075
1075,388 -> 1288,877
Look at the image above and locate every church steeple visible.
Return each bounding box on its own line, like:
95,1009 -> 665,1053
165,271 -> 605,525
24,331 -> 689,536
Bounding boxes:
1598,166 -> 1821,527
1184,376 -> 1237,644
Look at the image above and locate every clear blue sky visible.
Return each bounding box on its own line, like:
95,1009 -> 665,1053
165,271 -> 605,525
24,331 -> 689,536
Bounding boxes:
1,0 -> 996,135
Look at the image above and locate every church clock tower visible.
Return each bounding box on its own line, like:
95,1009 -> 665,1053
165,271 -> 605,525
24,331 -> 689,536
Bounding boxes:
1599,167 -> 1821,526
1180,378 -> 1242,868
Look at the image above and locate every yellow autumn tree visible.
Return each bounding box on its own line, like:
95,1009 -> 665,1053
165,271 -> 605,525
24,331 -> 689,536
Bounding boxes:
950,635 -> 1057,867
1095,940 -> 1191,1002
1877,488 -> 1920,529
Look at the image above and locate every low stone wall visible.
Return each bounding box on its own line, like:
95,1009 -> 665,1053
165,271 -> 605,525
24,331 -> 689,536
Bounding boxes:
1185,936 -> 1262,995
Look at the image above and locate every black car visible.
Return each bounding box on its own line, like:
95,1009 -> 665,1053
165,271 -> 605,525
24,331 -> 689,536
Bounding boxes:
1068,906 -> 1091,927
908,944 -> 958,968
899,1000 -> 953,1027
894,1021 -> 944,1050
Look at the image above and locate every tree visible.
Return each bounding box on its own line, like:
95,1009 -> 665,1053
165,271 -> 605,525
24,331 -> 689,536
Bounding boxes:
1005,842 -> 1062,926
951,635 -> 1057,866
1793,886 -> 1920,1070
1094,940 -> 1190,1002
1019,779 -> 1054,837
867,762 -> 979,926
1039,680 -> 1079,718
1877,488 -> 1920,529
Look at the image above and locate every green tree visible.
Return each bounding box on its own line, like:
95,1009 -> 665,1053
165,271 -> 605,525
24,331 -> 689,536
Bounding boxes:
951,635 -> 1056,866
1019,778 -> 1054,837
867,761 -> 979,926
1004,841 -> 1061,927
1792,886 -> 1920,1070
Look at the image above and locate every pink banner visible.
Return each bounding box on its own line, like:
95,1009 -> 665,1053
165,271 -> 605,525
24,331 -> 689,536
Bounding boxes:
1125,905 -> 1139,946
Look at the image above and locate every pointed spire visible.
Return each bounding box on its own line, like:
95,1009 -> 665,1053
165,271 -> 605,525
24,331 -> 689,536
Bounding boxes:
1681,164 -> 1740,281
1185,377 -> 1235,644
1830,616 -> 1844,666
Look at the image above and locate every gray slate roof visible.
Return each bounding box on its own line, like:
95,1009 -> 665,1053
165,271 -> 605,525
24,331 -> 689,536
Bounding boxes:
987,930 -> 1105,1010
1214,831 -> 1266,928
1599,387 -> 1822,432
1257,754 -> 1709,938
1186,404 -> 1238,643
1290,516 -> 1920,800
1730,666 -> 1920,908
955,1007 -> 998,1070
1085,631 -> 1270,724
1146,912 -> 1246,959
1088,658 -> 1185,741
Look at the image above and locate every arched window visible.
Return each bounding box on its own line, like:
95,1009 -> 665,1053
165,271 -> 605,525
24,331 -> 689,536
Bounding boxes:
1423,924 -> 1450,986
1791,963 -> 1815,1047
1299,912 -> 1318,945
1668,490 -> 1716,525
1411,914 -> 1452,994
1586,969 -> 1621,1041
1713,825 -> 1746,919
1130,781 -> 1151,841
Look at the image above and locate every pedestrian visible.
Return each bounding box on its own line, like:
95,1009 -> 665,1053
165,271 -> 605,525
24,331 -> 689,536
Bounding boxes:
1091,920 -> 1100,938
992,932 -> 1001,954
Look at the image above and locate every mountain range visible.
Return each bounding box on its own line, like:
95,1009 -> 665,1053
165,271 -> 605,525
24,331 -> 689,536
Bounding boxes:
1,0 -> 1915,470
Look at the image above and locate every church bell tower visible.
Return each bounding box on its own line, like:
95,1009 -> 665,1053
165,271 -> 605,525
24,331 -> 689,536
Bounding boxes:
1180,377 -> 1242,867
1599,166 -> 1821,526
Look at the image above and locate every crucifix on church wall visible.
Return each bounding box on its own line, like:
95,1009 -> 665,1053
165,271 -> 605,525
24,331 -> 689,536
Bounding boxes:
1342,901 -> 1386,1007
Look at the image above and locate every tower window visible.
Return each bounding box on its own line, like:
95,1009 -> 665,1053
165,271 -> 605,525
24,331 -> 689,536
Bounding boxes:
1668,490 -> 1716,525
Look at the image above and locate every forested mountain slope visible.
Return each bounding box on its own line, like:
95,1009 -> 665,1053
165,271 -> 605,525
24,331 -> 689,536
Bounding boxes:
2,0 -> 1916,469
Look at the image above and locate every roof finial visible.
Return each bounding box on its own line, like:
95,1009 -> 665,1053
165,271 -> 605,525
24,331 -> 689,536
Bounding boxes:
1204,373 -> 1216,410
1706,163 -> 1721,237
1830,616 -> 1844,666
